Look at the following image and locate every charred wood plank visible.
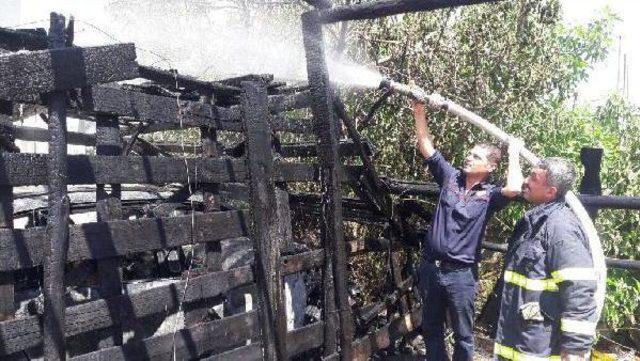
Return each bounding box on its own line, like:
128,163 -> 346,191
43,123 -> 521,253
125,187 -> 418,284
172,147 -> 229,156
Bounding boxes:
0,154 -> 246,186
243,81 -> 287,361
201,343 -> 263,361
279,139 -> 374,158
0,43 -> 138,100
356,276 -> 414,326
281,250 -> 325,275
318,0 -> 501,23
274,162 -> 362,183
481,241 -> 640,271
351,307 -> 422,359
0,27 -> 48,51
69,311 -> 258,361
8,124 -> 95,146
85,84 -> 221,126
138,65 -> 241,97
0,267 -> 254,355
302,10 -> 353,359
0,210 -> 249,271
286,322 -> 325,357
270,116 -> 313,133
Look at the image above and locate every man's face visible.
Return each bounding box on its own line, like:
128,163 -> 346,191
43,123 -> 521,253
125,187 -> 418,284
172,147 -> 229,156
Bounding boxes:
463,145 -> 494,176
522,167 -> 557,204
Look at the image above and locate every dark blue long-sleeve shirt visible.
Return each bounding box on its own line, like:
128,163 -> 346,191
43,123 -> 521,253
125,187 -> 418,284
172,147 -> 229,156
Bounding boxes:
423,151 -> 510,264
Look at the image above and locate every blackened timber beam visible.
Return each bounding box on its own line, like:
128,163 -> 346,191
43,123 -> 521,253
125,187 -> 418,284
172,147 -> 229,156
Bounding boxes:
481,241 -> 640,271
44,14 -> 70,360
0,43 -> 138,100
0,27 -> 48,51
201,343 -> 263,361
279,139 -> 374,158
138,65 -> 242,97
357,276 -> 414,326
220,74 -> 274,87
286,322 -> 325,357
281,250 -> 325,275
87,84 -> 311,124
303,0 -> 333,9
0,266 -> 254,356
8,124 -> 95,145
0,210 -> 249,271
318,0 -> 501,23
242,81 -> 288,361
68,311 -> 259,361
86,84 -> 223,126
351,307 -> 422,359
385,177 -> 640,210
577,195 -> 640,210
302,10 -> 353,359
94,114 -> 124,347
0,154 -> 246,186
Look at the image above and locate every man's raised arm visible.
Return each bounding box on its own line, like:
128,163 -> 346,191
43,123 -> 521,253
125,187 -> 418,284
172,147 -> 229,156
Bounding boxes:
412,100 -> 436,159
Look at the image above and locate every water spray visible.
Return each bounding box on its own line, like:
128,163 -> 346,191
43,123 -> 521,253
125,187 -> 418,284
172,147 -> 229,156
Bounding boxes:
378,75 -> 607,319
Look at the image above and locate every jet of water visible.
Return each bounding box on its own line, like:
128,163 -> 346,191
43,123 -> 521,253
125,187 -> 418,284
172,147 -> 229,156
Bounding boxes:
327,59 -> 384,89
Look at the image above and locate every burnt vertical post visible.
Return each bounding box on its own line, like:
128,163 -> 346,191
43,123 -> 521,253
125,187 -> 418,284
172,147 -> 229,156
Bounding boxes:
580,147 -> 603,219
184,93 -> 224,327
43,12 -> 71,361
95,114 -> 124,347
301,10 -> 353,360
199,93 -> 222,271
242,81 -> 288,361
0,102 -> 15,323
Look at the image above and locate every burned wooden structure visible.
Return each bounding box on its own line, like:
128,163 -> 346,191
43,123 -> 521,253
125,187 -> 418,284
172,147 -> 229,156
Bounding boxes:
1,2 -> 640,361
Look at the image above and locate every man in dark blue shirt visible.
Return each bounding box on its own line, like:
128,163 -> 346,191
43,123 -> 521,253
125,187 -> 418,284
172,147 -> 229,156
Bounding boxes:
412,98 -> 523,360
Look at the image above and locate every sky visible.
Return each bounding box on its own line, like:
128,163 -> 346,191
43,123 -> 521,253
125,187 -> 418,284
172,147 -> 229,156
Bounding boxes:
0,0 -> 638,106
561,0 -> 639,105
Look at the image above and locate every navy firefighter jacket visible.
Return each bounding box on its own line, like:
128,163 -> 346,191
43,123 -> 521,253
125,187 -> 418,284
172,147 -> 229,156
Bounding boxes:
423,151 -> 510,265
495,200 -> 598,360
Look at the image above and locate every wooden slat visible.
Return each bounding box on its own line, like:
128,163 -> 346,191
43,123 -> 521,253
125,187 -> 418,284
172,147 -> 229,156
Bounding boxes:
286,322 -> 325,357
69,311 -> 259,361
351,307 -> 422,360
0,210 -> 249,271
0,266 -> 254,355
0,154 -> 246,186
87,85 -> 224,126
281,250 -> 325,275
0,27 -> 47,51
318,0 -> 499,23
0,43 -> 138,99
201,343 -> 263,361
9,124 -> 95,146
86,85 -> 310,125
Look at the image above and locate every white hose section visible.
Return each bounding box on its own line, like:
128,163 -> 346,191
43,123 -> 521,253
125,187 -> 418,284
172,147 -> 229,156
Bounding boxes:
424,93 -> 607,318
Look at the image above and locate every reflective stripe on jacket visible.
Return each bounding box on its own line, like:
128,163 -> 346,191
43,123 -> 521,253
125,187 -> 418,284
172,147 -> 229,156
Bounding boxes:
495,200 -> 598,360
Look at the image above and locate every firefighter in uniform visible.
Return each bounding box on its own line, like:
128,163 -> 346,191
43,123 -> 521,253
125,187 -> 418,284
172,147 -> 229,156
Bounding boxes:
495,156 -> 598,361
412,99 -> 522,360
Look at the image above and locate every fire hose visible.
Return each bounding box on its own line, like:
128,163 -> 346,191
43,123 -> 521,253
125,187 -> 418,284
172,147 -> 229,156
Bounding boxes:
379,78 -> 607,318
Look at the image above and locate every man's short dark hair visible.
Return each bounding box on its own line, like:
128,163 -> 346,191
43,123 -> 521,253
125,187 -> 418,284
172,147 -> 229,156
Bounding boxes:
477,143 -> 502,168
538,157 -> 576,198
